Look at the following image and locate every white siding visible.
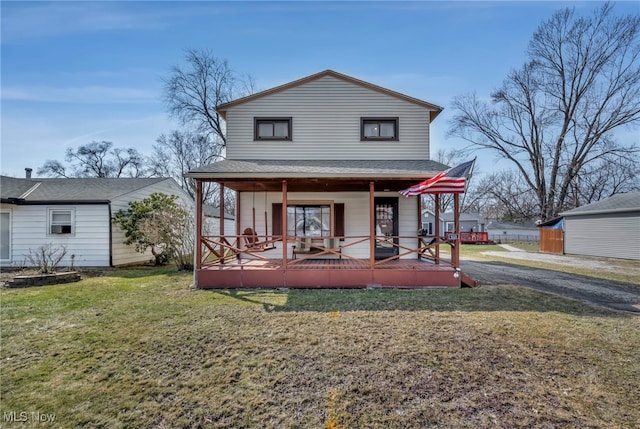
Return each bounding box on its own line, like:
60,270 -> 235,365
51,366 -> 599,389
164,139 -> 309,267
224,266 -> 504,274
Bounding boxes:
111,179 -> 195,266
204,216 -> 236,236
564,212 -> 640,260
237,191 -> 419,259
7,204 -> 110,267
226,75 -> 433,161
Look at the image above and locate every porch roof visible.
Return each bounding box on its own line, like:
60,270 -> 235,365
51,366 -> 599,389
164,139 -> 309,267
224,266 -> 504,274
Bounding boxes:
185,159 -> 449,192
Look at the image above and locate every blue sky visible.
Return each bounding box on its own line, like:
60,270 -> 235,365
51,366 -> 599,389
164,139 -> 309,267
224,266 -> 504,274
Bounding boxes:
2,1 -> 638,178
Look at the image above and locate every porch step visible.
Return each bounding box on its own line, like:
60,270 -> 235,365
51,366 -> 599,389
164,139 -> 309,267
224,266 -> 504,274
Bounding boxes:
460,271 -> 480,288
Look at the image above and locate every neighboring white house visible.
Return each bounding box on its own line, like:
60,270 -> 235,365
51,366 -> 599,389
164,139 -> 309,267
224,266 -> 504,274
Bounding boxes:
438,212 -> 485,233
185,69 -> 473,289
203,205 -> 235,235
559,192 -> 640,261
0,175 -> 193,268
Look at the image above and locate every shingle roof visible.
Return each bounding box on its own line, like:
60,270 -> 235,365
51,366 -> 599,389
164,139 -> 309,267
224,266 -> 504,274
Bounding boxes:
560,192 -> 640,217
1,176 -> 170,203
186,159 -> 449,179
0,177 -> 39,199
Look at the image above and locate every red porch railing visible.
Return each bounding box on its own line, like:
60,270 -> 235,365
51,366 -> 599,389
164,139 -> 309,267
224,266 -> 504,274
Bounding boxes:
200,234 -> 456,267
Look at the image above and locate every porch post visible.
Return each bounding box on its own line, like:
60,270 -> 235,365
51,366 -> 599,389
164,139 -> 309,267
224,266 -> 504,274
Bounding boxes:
369,181 -> 375,269
434,194 -> 440,264
417,195 -> 422,259
219,183 -> 225,236
453,193 -> 460,269
219,183 -> 225,265
236,189 -> 241,237
282,180 -> 288,269
195,180 -> 203,271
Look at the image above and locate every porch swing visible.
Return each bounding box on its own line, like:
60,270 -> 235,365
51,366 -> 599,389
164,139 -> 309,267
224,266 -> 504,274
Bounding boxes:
241,187 -> 276,252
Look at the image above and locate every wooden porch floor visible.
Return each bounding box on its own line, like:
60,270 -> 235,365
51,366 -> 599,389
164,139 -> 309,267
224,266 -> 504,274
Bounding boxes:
196,258 -> 461,289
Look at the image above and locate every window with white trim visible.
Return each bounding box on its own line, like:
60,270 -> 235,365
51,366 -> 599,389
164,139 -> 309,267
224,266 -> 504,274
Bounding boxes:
49,209 -> 74,235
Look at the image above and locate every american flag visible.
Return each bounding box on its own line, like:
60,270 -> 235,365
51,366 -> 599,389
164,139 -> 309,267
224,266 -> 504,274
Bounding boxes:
399,159 -> 475,196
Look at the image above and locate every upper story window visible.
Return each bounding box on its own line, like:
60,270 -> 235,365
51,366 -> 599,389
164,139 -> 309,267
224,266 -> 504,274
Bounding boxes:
361,117 -> 399,141
254,117 -> 292,141
49,208 -> 74,235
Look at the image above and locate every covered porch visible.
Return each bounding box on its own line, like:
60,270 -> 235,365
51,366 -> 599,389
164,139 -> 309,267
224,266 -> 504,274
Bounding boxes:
189,160 -> 470,289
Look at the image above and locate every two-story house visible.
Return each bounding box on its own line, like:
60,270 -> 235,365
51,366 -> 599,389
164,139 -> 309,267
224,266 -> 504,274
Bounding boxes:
186,70 -> 469,288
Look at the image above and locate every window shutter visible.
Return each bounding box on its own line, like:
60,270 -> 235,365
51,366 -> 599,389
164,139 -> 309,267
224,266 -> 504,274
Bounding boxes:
272,203 -> 282,236
335,203 -> 345,238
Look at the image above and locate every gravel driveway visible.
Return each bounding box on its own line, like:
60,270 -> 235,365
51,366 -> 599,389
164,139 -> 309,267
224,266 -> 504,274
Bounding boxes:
460,246 -> 640,315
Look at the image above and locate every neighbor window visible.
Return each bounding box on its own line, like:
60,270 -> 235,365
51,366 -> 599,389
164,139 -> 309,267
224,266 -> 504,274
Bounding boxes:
49,209 -> 73,235
361,117 -> 398,141
254,117 -> 292,140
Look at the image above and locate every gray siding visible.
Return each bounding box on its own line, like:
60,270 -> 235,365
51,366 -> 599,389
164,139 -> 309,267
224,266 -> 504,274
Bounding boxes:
564,212 -> 640,260
225,75 -> 433,161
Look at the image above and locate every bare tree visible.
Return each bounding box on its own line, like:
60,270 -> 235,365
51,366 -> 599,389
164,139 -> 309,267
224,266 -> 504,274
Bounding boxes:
450,3 -> 640,221
474,171 -> 540,222
573,152 -> 640,207
164,49 -> 254,146
37,141 -> 146,178
148,130 -> 222,200
163,51 -> 256,213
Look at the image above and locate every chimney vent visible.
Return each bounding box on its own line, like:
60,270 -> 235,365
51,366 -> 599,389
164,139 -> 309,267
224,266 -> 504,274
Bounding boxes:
25,168 -> 32,179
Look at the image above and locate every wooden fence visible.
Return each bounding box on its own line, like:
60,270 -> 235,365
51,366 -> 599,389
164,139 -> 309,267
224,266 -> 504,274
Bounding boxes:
539,228 -> 563,254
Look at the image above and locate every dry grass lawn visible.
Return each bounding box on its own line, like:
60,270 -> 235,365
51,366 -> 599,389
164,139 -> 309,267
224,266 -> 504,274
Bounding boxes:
1,267 -> 639,428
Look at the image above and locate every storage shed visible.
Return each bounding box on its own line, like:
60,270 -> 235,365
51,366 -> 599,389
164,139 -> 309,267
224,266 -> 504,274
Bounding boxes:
560,192 -> 640,261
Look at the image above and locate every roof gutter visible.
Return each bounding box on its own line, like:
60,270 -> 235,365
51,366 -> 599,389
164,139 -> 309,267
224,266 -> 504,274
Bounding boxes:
560,207 -> 640,217
7,200 -> 111,205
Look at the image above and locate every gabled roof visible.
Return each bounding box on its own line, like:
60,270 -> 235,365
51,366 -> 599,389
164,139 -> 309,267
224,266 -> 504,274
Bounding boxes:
1,176 -> 171,204
216,70 -> 444,122
560,192 -> 640,217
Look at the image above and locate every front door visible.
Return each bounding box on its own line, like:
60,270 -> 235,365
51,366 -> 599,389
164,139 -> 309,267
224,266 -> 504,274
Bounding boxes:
375,197 -> 398,259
